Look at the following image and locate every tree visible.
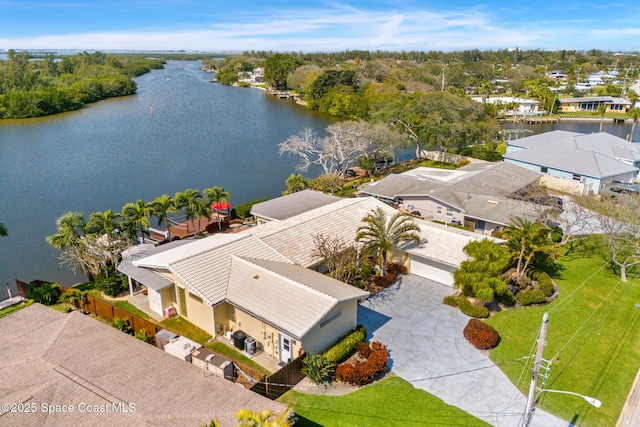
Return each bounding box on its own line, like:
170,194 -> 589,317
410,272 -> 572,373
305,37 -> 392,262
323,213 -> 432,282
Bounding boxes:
204,186 -> 231,231
0,222 -> 6,237
234,408 -> 293,427
454,239 -> 512,303
264,53 -> 303,90
284,173 -> 310,194
598,104 -> 607,132
311,173 -> 344,195
46,212 -> 86,250
122,200 -> 151,243
356,207 -> 420,277
175,189 -> 207,234
626,107 -> 640,142
150,194 -> 177,241
312,233 -> 363,284
501,217 -> 555,283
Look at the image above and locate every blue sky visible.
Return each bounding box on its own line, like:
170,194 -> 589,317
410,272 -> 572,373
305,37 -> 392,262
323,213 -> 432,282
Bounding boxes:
0,1 -> 638,52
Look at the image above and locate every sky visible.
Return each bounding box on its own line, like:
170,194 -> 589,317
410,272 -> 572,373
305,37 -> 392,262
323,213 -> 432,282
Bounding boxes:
0,1 -> 639,53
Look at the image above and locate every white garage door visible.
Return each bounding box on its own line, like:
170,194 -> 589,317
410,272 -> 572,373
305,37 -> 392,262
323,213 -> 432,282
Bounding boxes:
409,255 -> 455,286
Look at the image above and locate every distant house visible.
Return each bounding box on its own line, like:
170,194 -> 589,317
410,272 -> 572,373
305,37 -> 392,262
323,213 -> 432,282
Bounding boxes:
504,130 -> 640,195
471,96 -> 542,116
359,162 -> 544,235
559,96 -> 631,113
250,189 -> 342,224
0,304 -> 284,427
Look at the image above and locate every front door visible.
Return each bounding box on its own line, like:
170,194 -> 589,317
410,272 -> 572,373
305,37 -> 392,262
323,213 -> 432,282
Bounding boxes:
152,290 -> 163,315
279,333 -> 292,364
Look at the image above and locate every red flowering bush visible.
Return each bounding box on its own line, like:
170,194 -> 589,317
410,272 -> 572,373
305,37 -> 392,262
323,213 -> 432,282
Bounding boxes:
356,341 -> 371,359
463,318 -> 501,350
335,341 -> 388,386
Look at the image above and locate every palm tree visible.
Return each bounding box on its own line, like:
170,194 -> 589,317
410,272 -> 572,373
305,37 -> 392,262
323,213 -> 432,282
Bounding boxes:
626,107 -> 640,142
356,207 -> 420,277
598,104 -> 607,132
86,209 -> 120,235
122,200 -> 151,243
501,217 -> 554,282
175,189 -> 207,234
150,194 -> 177,241
204,186 -> 231,231
0,222 -> 7,237
234,408 -> 293,427
46,212 -> 86,250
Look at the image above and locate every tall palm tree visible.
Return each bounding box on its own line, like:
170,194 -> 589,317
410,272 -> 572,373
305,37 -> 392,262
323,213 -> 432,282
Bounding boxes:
150,194 -> 177,241
204,186 -> 231,231
122,200 -> 151,243
86,209 -> 121,249
284,173 -> 309,194
626,107 -> 640,142
598,104 -> 607,132
356,207 -> 420,277
46,212 -> 86,250
501,217 -> 553,282
175,189 -> 207,234
0,222 -> 7,237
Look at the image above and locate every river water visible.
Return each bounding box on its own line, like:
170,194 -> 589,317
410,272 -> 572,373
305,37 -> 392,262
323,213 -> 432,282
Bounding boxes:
0,60 -> 336,294
1,61 -> 637,296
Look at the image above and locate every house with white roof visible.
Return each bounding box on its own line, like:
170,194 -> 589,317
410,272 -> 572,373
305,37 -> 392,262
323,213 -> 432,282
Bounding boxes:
504,130 -> 640,195
124,197 -> 493,364
471,96 -> 542,116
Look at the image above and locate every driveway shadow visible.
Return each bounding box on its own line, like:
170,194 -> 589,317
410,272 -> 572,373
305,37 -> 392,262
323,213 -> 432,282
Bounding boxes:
357,305 -> 391,339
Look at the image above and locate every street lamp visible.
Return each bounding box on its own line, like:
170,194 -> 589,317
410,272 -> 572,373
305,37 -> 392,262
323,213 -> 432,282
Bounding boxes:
539,388 -> 602,408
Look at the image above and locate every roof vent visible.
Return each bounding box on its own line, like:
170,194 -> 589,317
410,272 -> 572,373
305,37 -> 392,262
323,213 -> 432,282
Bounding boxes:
253,274 -> 259,279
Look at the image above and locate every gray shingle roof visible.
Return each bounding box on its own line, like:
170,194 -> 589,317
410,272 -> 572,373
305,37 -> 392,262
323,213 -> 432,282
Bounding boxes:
250,190 -> 342,221
505,131 -> 640,178
227,257 -> 368,339
0,304 -> 284,427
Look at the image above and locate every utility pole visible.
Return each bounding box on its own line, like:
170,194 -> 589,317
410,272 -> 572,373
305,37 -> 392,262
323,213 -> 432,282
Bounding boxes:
522,312 -> 549,427
442,67 -> 446,92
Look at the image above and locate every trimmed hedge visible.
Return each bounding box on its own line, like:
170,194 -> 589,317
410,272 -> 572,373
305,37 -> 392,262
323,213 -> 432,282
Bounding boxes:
322,326 -> 367,364
443,295 -> 458,307
459,298 -> 489,318
516,289 -> 547,306
463,318 -> 501,350
537,272 -> 555,297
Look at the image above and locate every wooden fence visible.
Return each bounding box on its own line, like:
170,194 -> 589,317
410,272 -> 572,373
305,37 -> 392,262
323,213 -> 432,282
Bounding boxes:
250,352 -> 307,400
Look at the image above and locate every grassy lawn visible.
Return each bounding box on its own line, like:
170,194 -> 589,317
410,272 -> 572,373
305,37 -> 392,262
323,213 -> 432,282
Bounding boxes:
109,299 -> 153,320
160,316 -> 270,375
279,376 -> 490,427
486,241 -> 640,427
0,300 -> 32,318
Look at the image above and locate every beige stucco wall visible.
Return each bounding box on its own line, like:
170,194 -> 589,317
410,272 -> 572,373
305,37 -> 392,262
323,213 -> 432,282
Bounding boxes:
146,286 -> 177,316
539,175 -> 585,195
301,300 -> 359,355
182,288 -> 215,336
400,196 -> 464,224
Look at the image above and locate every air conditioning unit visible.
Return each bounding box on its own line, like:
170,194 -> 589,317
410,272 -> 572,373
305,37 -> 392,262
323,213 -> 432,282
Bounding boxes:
244,337 -> 257,355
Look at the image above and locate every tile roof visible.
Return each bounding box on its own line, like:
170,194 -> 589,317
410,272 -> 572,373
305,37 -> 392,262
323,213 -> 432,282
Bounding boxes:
505,131 -> 640,178
250,190 -> 342,221
227,257 -> 368,339
0,304 -> 284,427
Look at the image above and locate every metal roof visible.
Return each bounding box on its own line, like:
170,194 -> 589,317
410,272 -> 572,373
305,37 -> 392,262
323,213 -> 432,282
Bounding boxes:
250,189 -> 342,221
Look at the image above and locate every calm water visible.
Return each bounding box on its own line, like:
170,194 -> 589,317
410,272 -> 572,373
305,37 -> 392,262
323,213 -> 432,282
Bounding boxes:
0,60 -> 335,294
1,62 -> 637,296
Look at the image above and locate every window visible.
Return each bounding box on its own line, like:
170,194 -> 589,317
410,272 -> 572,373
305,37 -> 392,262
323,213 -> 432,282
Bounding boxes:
437,206 -> 442,215
540,166 -> 548,173
178,287 -> 188,317
446,208 -> 453,217
320,309 -> 342,328
572,174 -> 581,182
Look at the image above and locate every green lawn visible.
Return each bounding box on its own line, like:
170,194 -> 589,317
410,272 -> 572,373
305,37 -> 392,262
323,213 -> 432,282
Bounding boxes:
279,376 -> 490,427
486,242 -> 640,427
0,300 -> 32,318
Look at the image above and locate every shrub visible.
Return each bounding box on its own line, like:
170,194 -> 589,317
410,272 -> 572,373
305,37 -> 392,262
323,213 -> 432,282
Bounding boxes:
301,353 -> 335,384
372,270 -> 398,288
335,341 -> 388,386
322,328 -> 366,364
463,319 -> 501,350
516,290 -> 547,306
387,263 -> 408,275
496,291 -> 516,307
458,298 -> 489,318
110,317 -> 132,334
28,282 -> 60,305
443,295 -> 458,307
95,274 -> 128,297
356,324 -> 367,336
456,159 -> 471,168
537,272 -> 555,297
356,342 -> 371,359
134,329 -> 154,343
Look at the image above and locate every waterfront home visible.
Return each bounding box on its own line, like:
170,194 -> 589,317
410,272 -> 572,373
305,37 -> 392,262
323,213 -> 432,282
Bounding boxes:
558,96 -> 631,113
504,130 -> 640,195
471,96 -> 542,116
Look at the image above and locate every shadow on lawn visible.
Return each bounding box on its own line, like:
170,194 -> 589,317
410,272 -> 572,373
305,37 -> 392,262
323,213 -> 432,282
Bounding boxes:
291,415 -> 323,427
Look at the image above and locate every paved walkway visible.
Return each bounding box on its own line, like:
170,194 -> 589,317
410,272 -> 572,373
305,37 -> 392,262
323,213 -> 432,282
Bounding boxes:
358,275 -> 568,427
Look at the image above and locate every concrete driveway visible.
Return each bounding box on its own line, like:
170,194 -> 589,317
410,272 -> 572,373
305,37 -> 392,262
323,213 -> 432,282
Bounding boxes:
358,274 -> 567,427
